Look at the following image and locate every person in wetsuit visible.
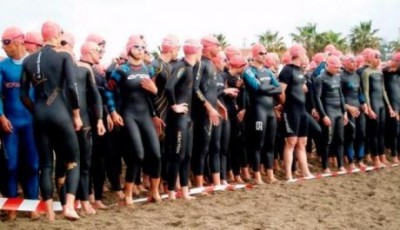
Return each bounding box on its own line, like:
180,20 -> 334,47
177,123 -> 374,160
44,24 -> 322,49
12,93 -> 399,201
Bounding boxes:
165,39 -> 202,200
278,45 -> 313,181
106,35 -> 161,205
340,55 -> 368,169
72,41 -> 106,215
192,35 -> 227,187
0,26 -> 39,220
362,50 -> 395,168
242,44 -> 282,184
20,21 -> 83,221
314,56 -> 348,173
382,53 -> 400,163
149,35 -> 180,189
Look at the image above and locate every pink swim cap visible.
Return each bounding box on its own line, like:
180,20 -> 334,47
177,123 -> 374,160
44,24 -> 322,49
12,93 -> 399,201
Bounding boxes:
212,51 -> 227,66
80,41 -> 99,56
392,52 -> 400,63
2,26 -> 24,43
126,35 -> 145,54
309,61 -> 317,70
251,43 -> 267,57
289,44 -> 306,59
161,34 -> 180,53
200,35 -> 219,49
224,45 -> 241,60
281,51 -> 292,65
229,55 -> 247,69
86,33 -> 106,46
25,31 -> 43,46
183,39 -> 202,55
312,53 -> 325,64
324,44 -> 336,53
41,21 -> 62,41
341,55 -> 356,66
326,56 -> 342,68
61,32 -> 75,47
330,49 -> 343,58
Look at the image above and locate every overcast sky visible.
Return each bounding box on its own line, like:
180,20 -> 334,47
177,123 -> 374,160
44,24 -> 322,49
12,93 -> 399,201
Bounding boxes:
1,0 -> 399,63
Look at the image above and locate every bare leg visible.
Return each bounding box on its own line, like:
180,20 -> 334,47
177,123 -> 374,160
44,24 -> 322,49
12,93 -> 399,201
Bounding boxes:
295,137 -> 313,178
212,173 -> 221,186
283,137 -> 297,180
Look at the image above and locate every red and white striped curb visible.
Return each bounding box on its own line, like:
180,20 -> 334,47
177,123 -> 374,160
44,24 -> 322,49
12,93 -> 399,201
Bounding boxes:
1,163 -> 398,212
0,198 -> 62,212
133,183 -> 252,203
287,163 -> 400,183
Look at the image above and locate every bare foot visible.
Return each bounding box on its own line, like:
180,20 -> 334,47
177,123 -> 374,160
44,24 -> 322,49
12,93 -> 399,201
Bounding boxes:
183,195 -> 196,201
149,192 -> 162,203
81,202 -> 96,215
234,176 -> 244,184
138,184 -> 148,193
8,210 -> 17,221
392,156 -> 399,164
358,161 -> 367,169
63,207 -> 80,220
93,200 -> 108,210
322,168 -> 331,174
30,211 -> 41,220
348,163 -> 358,171
265,177 -> 279,184
168,191 -> 176,200
46,211 -> 56,222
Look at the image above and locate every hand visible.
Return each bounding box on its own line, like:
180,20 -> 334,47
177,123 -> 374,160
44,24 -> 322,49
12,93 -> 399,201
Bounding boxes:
368,109 -> 377,120
73,115 -> 83,131
171,103 -> 189,114
106,114 -> 114,131
140,78 -> 157,95
97,119 -> 106,136
311,108 -> 320,121
274,107 -> 282,121
237,109 -> 246,122
111,111 -> 124,126
322,116 -> 331,127
236,79 -> 244,88
217,102 -> 228,120
302,84 -> 308,93
343,113 -> 348,126
346,105 -> 360,118
206,103 -> 220,126
389,108 -> 396,118
152,116 -> 166,137
0,116 -> 13,134
224,88 -> 239,97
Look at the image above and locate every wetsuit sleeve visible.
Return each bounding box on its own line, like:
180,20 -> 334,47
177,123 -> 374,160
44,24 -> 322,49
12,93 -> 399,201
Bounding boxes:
20,63 -> 34,113
265,73 -> 282,96
86,67 -> 103,120
361,70 -> 371,107
381,75 -> 392,109
278,66 -> 291,85
165,67 -> 185,105
105,62 -> 117,80
105,69 -> 123,113
314,77 -> 327,118
339,81 -> 346,114
64,55 -> 80,109
193,61 -> 208,104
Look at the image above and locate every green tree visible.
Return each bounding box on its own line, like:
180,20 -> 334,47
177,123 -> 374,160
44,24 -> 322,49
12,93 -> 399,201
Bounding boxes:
389,29 -> 400,52
314,31 -> 348,53
290,22 -> 318,57
349,20 -> 381,54
213,33 -> 229,50
258,30 -> 287,54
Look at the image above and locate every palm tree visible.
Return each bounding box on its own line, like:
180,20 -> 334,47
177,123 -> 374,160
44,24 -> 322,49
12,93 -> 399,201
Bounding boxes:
290,22 -> 318,57
349,20 -> 381,54
258,30 -> 287,54
213,33 -> 229,50
314,31 -> 348,53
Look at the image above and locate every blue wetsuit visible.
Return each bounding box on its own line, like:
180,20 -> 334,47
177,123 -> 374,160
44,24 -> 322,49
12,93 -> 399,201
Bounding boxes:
0,56 -> 39,199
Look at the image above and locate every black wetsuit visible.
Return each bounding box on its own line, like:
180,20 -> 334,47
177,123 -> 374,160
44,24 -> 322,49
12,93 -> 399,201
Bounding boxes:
90,67 -> 122,201
243,66 -> 281,171
383,66 -> 400,157
74,62 -> 103,201
164,60 -> 194,191
314,71 -> 346,170
106,63 -> 161,182
362,67 -> 391,156
341,69 -> 366,163
20,45 -> 80,201
279,64 -> 309,137
192,57 -> 219,178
